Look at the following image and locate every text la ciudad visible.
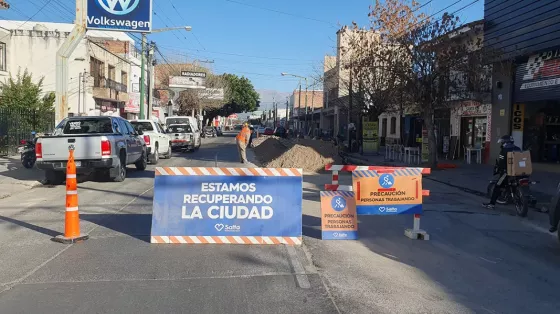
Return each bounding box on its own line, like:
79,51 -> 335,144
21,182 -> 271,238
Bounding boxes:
181,183 -> 274,220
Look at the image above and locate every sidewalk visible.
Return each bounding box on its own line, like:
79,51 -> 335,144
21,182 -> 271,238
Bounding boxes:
0,156 -> 43,199
345,151 -> 560,206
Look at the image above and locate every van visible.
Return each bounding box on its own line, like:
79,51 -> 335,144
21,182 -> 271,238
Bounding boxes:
164,116 -> 202,149
164,116 -> 200,132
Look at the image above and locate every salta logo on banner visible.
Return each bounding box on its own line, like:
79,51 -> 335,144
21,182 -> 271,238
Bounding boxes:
87,0 -> 153,32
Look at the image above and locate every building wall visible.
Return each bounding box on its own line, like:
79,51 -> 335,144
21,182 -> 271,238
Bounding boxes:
0,28 -> 88,115
485,0 -> 560,58
0,21 -> 135,119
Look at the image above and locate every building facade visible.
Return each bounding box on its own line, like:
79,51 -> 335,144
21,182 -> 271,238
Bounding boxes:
0,20 -> 137,119
485,0 -> 560,163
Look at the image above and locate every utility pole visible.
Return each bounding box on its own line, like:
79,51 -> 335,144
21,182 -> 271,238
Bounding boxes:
310,86 -> 315,137
297,82 -> 302,134
304,77 -> 308,137
55,0 -> 86,124
286,97 -> 289,129
348,61 -> 353,149
81,70 -> 87,116
147,41 -> 155,120
78,72 -> 82,115
139,33 -> 147,119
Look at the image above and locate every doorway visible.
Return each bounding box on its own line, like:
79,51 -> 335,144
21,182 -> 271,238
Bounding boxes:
460,116 -> 487,159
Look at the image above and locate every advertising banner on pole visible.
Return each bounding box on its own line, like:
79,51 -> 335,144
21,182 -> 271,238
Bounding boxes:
151,167 -> 303,245
320,191 -> 358,240
87,0 -> 153,33
362,118 -> 379,155
352,169 -> 423,215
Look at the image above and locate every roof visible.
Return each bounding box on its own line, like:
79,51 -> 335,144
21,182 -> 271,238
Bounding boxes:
0,20 -> 135,43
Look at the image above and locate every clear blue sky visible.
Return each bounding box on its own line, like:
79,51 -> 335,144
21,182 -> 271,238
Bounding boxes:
1,0 -> 483,98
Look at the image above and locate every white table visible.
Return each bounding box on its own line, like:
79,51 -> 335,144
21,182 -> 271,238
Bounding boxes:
404,147 -> 420,165
466,147 -> 482,164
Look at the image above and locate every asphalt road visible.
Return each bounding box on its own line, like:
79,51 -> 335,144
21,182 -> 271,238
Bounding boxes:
2,133 -> 560,314
0,134 -> 337,314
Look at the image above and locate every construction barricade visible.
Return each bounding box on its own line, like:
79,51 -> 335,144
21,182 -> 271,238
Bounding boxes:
321,164 -> 431,240
52,145 -> 89,244
151,167 -> 303,245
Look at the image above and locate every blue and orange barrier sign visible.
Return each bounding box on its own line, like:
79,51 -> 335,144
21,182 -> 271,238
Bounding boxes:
320,191 -> 358,240
352,168 -> 423,215
151,167 -> 303,245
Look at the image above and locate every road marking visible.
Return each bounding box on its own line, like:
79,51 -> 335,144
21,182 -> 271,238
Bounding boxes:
285,245 -> 311,289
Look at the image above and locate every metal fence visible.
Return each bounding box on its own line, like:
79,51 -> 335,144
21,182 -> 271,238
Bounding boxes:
0,107 -> 55,156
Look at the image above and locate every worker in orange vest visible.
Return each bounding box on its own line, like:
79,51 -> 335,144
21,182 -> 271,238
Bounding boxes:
236,123 -> 252,163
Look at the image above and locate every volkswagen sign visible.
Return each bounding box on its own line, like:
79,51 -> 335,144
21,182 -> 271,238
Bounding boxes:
87,0 -> 153,32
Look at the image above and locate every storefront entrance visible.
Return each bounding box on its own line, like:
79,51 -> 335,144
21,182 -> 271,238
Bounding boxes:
522,100 -> 560,162
459,116 -> 487,158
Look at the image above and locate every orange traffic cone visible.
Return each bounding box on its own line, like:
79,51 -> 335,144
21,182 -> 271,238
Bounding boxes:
52,145 -> 89,244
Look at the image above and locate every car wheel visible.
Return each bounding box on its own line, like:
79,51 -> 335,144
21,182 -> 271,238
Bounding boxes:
150,145 -> 159,165
111,157 -> 126,182
135,151 -> 148,171
164,143 -> 172,159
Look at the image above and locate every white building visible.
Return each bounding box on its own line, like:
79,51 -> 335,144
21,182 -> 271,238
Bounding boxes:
0,20 -> 142,119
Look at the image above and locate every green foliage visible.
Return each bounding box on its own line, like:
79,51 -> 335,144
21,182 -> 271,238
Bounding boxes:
0,68 -> 54,111
204,73 -> 260,122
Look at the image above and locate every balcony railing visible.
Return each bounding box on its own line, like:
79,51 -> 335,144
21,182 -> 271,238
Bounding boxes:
105,78 -> 127,93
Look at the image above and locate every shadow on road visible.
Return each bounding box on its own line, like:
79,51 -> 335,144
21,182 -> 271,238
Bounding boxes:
81,213 -> 152,242
303,214 -> 321,240
0,214 -> 61,237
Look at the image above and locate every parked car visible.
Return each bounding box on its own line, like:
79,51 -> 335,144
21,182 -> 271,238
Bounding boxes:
257,126 -> 266,134
169,124 -> 197,152
234,124 -> 243,131
203,126 -> 216,138
263,127 -> 274,136
36,116 -> 147,184
274,126 -> 287,138
164,116 -> 202,148
130,120 -> 172,165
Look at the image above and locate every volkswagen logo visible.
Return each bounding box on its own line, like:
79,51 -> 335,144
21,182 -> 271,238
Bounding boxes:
98,0 -> 140,15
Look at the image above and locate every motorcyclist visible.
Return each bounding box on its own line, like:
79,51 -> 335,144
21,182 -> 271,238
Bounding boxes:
483,135 -> 521,209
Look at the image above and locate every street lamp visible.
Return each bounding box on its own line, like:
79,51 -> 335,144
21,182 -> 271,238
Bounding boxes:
281,73 -> 308,136
139,26 -> 192,119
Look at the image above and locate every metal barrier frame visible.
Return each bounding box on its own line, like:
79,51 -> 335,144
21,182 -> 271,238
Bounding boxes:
324,164 -> 431,240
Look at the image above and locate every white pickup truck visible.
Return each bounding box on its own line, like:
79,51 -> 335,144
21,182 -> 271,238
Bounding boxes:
36,116 -> 148,184
130,119 -> 172,164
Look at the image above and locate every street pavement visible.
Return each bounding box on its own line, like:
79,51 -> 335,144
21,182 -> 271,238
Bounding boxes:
1,134 -> 560,313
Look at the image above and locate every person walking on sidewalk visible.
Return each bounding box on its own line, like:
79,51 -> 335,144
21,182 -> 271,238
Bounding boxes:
483,135 -> 521,209
236,123 -> 251,164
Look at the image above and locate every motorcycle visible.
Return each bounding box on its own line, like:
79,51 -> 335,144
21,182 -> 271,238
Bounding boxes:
486,175 -> 535,217
18,137 -> 37,169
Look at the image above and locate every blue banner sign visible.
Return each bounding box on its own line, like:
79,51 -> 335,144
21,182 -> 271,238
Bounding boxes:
151,167 -> 303,245
87,0 -> 153,32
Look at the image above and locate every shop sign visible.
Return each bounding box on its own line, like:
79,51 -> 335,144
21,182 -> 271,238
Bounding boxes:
87,0 -> 153,33
512,104 -> 525,131
362,117 -> 379,155
515,48 -> 560,102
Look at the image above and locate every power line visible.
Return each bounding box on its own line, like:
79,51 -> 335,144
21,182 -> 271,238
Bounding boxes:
224,0 -> 338,28
11,0 -> 53,30
166,0 -> 205,51
158,46 -> 317,67
157,44 -> 317,61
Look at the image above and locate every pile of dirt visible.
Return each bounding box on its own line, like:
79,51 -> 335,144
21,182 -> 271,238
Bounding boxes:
252,137 -> 340,173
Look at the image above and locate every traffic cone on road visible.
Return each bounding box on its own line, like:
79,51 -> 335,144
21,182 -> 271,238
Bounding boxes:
52,145 -> 89,244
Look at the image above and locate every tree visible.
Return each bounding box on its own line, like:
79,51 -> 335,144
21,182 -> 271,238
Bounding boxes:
0,68 -> 55,110
203,73 -> 260,124
344,0 -> 492,167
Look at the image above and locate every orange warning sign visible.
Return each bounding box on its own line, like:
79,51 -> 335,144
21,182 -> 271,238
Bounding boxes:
352,169 -> 423,215
320,191 -> 358,240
